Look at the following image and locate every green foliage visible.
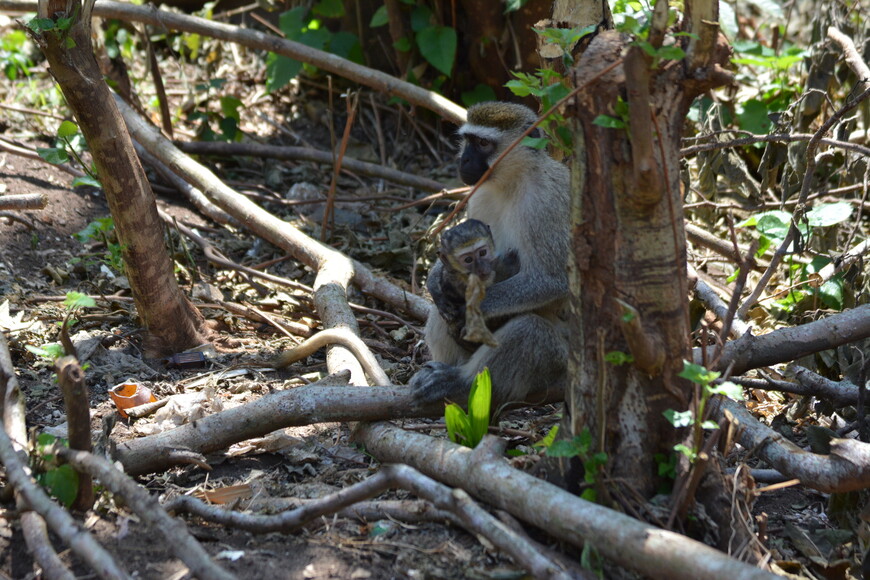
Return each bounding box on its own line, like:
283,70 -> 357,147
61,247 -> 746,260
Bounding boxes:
266,5 -> 362,91
444,368 -> 492,448
534,25 -> 595,69
506,68 -> 572,153
102,19 -> 135,61
34,433 -> 80,508
593,96 -> 630,132
730,41 -> 806,134
74,217 -> 124,273
370,3 -> 458,81
544,428 -> 608,502
604,350 -> 634,365
63,291 -> 97,310
736,203 -> 853,313
461,84 -> 497,107
25,342 -> 65,361
665,362 -> 743,463
37,121 -> 102,186
1,30 -> 34,80
415,26 -> 456,76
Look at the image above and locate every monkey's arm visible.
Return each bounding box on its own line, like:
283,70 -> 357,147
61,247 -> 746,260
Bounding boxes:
479,268 -> 568,319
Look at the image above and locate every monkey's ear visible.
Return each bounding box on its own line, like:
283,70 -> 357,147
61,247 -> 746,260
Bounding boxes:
529,127 -> 542,139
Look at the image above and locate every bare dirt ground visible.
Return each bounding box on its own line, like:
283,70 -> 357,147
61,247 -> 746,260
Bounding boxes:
0,140 -> 563,579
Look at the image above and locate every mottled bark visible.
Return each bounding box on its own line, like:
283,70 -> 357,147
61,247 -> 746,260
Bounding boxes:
32,0 -> 208,354
564,0 -> 732,496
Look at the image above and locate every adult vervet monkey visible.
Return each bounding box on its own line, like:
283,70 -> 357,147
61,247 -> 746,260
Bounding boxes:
410,102 -> 571,408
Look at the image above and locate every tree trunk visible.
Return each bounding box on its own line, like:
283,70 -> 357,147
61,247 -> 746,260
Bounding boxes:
31,0 -> 209,354
564,0 -> 733,497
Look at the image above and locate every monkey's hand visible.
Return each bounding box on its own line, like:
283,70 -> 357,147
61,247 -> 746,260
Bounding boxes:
408,361 -> 468,403
461,273 -> 498,347
496,248 -> 521,281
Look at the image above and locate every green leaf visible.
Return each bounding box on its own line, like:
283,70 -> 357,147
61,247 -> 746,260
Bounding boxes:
393,37 -> 412,52
580,488 -> 597,502
57,120 -> 78,139
521,136 -> 550,149
678,360 -> 720,386
278,6 -> 308,38
708,380 -> 743,400
75,217 -> 114,242
534,425 -> 559,449
266,53 -> 301,91
220,95 -> 243,121
700,420 -> 720,430
370,5 -> 389,27
63,291 -> 96,310
505,79 -> 535,97
416,26 -> 456,76
461,84 -> 497,106
25,343 -> 65,360
818,276 -> 844,310
329,31 -> 363,63
756,235 -> 772,257
805,202 -> 853,227
71,175 -> 101,189
604,351 -> 634,365
468,368 -> 492,446
736,99 -> 772,134
37,147 -> 69,165
312,0 -> 343,18
663,409 -> 694,428
39,464 -> 80,508
577,429 -> 592,451
673,443 -> 697,462
655,45 -> 685,61
409,5 -> 433,32
444,403 -> 470,446
592,115 -> 625,129
756,212 -> 791,242
27,17 -> 56,32
546,439 -> 582,458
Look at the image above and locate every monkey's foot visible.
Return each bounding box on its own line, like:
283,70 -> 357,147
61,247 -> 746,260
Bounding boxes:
408,361 -> 467,403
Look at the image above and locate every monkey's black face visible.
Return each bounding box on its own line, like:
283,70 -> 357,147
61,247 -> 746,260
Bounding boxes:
459,134 -> 495,185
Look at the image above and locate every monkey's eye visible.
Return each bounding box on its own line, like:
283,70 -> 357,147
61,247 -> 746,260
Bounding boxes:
463,256 -> 474,265
479,249 -> 488,257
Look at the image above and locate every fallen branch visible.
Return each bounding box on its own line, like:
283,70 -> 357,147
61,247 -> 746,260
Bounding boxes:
0,193 -> 47,210
353,424 -> 779,580
700,303 -> 870,374
712,396 -> 870,492
114,376 -> 440,475
165,464 -> 575,580
729,367 -> 862,408
272,328 -> 390,386
0,333 -> 74,579
176,141 -> 448,193
56,447 -> 234,580
0,421 -> 131,579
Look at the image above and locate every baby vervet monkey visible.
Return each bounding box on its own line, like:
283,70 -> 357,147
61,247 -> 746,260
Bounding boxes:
409,101 -> 571,409
430,219 -> 520,350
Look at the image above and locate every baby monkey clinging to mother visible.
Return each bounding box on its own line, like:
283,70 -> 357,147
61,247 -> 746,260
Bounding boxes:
431,219 -> 520,350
